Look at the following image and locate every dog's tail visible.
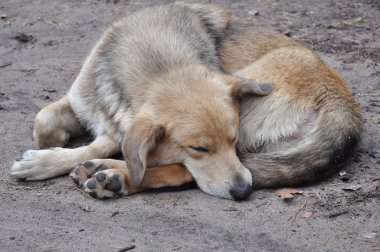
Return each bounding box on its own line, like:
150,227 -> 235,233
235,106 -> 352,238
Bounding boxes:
239,80 -> 362,189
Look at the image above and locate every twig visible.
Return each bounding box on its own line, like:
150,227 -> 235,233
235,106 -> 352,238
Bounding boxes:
0,62 -> 12,68
14,185 -> 34,190
315,191 -> 322,200
288,199 -> 307,221
327,209 -> 349,218
357,93 -> 380,96
117,245 -> 136,252
76,188 -> 96,200
111,211 -> 120,217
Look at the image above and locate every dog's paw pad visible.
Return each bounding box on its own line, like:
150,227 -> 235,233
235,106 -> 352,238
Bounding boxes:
70,164 -> 90,186
70,161 -> 107,186
86,178 -> 97,190
83,171 -> 128,199
95,172 -> 107,182
83,161 -> 94,169
105,174 -> 123,192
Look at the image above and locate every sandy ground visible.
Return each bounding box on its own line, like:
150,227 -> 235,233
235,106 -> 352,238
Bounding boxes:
1,0 -> 379,251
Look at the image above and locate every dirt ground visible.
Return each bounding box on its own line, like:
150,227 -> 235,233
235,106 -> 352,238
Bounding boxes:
1,0 -> 379,251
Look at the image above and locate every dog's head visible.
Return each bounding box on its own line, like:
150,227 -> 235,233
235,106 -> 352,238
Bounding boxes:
122,65 -> 273,200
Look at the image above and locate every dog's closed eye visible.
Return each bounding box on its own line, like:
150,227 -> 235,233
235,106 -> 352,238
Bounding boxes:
189,146 -> 208,153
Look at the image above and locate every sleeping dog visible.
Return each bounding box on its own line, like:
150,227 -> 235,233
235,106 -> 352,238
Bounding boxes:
11,3 -> 362,201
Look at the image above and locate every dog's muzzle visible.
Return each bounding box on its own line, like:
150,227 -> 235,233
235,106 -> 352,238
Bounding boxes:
229,183 -> 252,201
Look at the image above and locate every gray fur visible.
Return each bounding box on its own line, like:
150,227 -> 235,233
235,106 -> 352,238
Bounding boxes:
67,4 -> 228,138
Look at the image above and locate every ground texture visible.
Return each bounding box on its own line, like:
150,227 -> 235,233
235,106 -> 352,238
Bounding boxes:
0,0 -> 379,251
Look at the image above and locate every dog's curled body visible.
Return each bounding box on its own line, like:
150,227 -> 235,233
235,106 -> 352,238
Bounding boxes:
218,26 -> 362,188
11,3 -> 362,200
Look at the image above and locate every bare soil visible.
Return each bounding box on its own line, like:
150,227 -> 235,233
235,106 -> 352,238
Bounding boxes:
0,0 -> 379,251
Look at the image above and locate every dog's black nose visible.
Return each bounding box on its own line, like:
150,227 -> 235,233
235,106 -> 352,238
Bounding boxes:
230,183 -> 252,201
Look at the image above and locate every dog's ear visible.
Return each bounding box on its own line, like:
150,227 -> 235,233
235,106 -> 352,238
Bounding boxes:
223,75 -> 274,100
122,117 -> 165,186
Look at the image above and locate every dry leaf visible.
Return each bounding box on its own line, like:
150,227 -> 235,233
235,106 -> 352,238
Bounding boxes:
327,22 -> 344,30
365,59 -> 375,66
342,17 -> 364,26
275,188 -> 303,200
301,211 -> 313,218
342,184 -> 361,191
370,179 -> 380,191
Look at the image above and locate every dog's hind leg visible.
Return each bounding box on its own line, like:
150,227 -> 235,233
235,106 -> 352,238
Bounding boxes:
33,95 -> 84,149
11,135 -> 120,181
70,159 -> 193,199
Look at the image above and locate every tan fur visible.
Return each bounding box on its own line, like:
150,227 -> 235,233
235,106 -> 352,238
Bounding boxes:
11,3 -> 273,200
33,96 -> 84,148
219,27 -> 362,188
11,3 -> 362,200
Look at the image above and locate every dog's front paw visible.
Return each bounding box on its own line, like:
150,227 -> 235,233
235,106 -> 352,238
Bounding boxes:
11,148 -> 64,181
82,170 -> 130,199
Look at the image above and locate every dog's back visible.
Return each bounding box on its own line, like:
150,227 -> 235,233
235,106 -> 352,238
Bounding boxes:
218,21 -> 362,188
109,4 -> 223,85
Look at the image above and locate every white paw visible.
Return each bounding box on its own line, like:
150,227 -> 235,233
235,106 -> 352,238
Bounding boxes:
11,148 -> 65,181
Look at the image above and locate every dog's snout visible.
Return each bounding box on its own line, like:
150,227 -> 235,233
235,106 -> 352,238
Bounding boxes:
230,183 -> 252,201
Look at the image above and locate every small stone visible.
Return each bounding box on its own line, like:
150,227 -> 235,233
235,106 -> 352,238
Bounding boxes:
248,10 -> 259,16
363,232 -> 377,239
